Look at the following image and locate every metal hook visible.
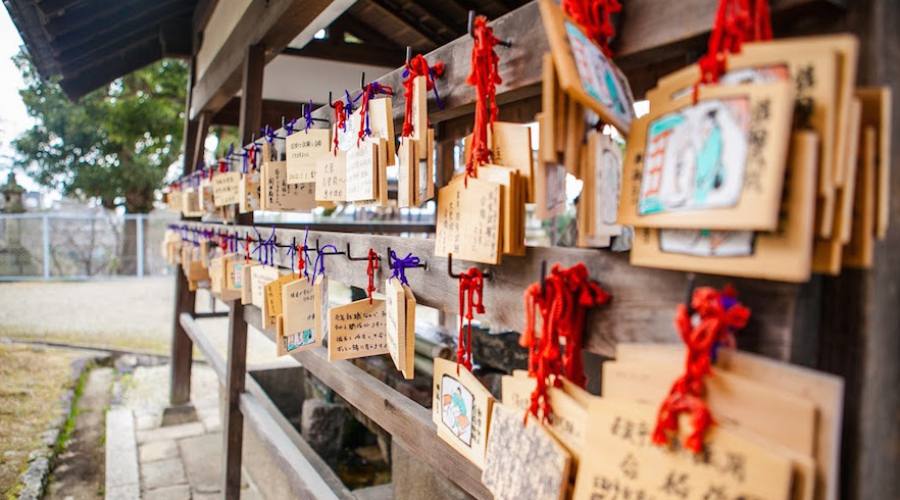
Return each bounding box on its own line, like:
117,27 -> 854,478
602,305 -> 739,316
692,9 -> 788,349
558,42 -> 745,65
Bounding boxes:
387,247 -> 427,270
361,71 -> 366,91
467,10 -> 512,47
346,242 -> 378,261
328,91 -> 335,108
405,46 -> 412,65
540,260 -> 547,298
315,239 -> 345,256
447,253 -> 491,280
683,272 -> 697,312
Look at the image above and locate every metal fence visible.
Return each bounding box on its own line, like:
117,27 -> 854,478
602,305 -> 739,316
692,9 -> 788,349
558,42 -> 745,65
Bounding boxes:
0,212 -> 179,280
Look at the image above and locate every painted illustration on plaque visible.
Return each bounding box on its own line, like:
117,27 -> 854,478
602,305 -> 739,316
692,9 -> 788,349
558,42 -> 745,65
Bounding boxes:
441,374 -> 474,446
639,97 -> 751,215
563,21 -> 634,125
659,229 -> 755,257
286,328 -> 314,352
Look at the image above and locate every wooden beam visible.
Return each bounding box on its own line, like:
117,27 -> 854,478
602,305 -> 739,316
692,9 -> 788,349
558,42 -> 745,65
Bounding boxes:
244,305 -> 492,500
41,0 -> 168,39
282,40 -> 404,67
238,43 -> 265,146
211,97 -> 315,128
58,36 -> 162,99
33,0 -> 86,18
222,302 -> 248,499
348,0 -> 438,51
189,0 -> 353,119
192,111 -> 212,170
182,221 -> 805,361
192,0 -> 220,34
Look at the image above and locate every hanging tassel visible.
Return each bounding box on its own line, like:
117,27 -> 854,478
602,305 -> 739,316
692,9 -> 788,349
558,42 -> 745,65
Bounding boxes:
332,100 -> 346,155
652,285 -> 750,453
358,82 -> 394,146
456,268 -> 486,372
401,55 -> 446,137
366,248 -> 379,304
561,0 -> 622,57
465,16 -> 502,182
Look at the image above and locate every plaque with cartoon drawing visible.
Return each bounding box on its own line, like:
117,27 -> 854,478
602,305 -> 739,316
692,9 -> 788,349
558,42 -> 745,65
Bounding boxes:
538,0 -> 635,134
432,358 -> 494,469
619,82 -> 795,230
631,132 -> 819,283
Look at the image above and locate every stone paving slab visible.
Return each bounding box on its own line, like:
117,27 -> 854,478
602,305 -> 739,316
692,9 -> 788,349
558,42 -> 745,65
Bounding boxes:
138,440 -> 178,463
140,457 -> 187,491
142,483 -> 192,500
105,408 -> 140,498
136,421 -> 205,444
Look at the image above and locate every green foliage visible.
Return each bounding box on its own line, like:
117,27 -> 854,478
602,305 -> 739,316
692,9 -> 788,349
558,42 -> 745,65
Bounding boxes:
12,51 -> 187,212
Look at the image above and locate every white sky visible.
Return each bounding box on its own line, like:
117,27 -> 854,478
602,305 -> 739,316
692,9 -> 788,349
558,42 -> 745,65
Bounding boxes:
0,7 -> 37,191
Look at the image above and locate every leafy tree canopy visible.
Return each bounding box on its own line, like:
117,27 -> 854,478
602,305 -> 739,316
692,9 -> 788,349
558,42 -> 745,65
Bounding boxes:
12,50 -> 187,213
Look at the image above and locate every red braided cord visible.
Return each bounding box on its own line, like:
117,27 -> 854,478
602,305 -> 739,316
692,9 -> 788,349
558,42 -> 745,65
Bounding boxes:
520,263 -> 609,424
465,16 -> 502,182
332,100 -> 346,155
652,286 -> 751,453
296,245 -> 305,276
366,248 -> 379,304
456,268 -> 486,373
244,234 -> 251,262
561,0 -> 622,57
357,83 -> 394,146
401,55 -> 445,137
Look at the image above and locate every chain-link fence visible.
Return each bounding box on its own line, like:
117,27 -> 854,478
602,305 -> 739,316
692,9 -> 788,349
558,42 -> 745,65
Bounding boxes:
0,212 -> 179,280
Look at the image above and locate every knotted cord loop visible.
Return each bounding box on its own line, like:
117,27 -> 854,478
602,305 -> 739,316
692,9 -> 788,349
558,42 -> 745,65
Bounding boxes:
456,267 -> 486,372
401,55 -> 446,137
465,16 -> 502,183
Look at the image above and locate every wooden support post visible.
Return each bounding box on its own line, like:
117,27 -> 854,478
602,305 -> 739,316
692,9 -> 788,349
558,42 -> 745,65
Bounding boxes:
192,110 -> 212,170
238,43 -> 265,146
169,57 -> 198,409
222,302 -> 248,499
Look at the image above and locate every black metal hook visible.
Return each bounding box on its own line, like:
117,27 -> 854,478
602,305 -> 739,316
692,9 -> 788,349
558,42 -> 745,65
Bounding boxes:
447,253 -> 491,280
328,91 -> 335,108
361,71 -> 366,90
387,247 -> 427,271
346,242 -> 379,261
467,11 -> 512,47
405,46 -> 412,65
315,238 -> 345,256
540,260 -> 547,298
683,272 -> 697,313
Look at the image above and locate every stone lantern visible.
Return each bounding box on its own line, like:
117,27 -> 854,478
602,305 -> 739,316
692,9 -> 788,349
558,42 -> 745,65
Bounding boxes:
0,172 -> 36,275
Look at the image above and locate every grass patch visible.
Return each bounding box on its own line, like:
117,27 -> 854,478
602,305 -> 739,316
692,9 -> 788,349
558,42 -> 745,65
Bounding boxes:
54,365 -> 91,454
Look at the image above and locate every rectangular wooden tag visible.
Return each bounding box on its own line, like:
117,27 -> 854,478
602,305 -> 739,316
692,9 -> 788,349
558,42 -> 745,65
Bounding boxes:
385,278 -> 408,375
346,141 -> 378,202
261,160 -> 316,211
482,403 -> 571,500
538,0 -> 635,133
277,277 -> 326,356
620,82 -> 795,230
212,172 -> 242,206
327,298 -> 388,361
571,398 -> 794,500
434,175 -> 503,265
490,122 -> 535,203
181,189 -> 203,217
263,274 -> 295,330
314,151 -> 347,202
366,97 -> 396,166
843,127 -> 877,268
239,172 -> 261,213
403,285 -> 416,379
591,131 -> 624,237
411,75 -> 428,146
286,128 -> 331,184
501,374 -> 589,464
855,87 -> 891,240
541,54 -> 559,163
630,131 -> 819,282
432,357 -> 495,469
397,137 -> 416,208
249,265 -> 280,309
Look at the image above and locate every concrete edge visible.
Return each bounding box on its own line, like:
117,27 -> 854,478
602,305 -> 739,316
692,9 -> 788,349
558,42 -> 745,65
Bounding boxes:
104,408 -> 140,500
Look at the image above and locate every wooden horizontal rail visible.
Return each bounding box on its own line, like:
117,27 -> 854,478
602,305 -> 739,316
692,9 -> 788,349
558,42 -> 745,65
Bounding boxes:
179,311 -> 352,499
243,304 -> 492,500
179,312 -> 227,379
210,0 -> 843,149
183,221 -> 805,360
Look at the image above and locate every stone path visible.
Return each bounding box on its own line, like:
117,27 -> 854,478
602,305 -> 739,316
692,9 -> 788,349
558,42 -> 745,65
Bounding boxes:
108,363 -> 263,499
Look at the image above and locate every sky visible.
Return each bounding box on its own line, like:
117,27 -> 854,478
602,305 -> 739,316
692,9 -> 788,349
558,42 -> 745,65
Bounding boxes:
0,7 -> 36,191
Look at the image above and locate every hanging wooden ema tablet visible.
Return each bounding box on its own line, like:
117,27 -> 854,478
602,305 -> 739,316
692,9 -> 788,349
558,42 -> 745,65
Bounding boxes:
435,17 -> 504,265
345,139 -> 378,202
481,403 -> 571,500
578,130 -> 623,247
631,132 -> 820,282
538,0 -> 635,134
385,250 -> 419,379
478,165 -> 525,256
314,150 -> 347,202
619,82 -> 795,230
216,253 -> 243,302
400,55 -> 443,207
855,87 -> 892,240
432,357 -> 494,470
286,127 -> 330,184
535,114 -> 567,220
212,159 -> 242,206
278,275 -> 327,356
327,295 -> 388,361
263,272 -> 296,331
647,40 -> 842,238
259,141 -> 316,211
843,127 -> 877,268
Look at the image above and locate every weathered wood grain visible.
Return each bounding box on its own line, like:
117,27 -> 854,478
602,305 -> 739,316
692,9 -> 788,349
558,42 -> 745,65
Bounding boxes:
183,221 -> 801,360
169,274 -> 196,406
222,302 -> 248,499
